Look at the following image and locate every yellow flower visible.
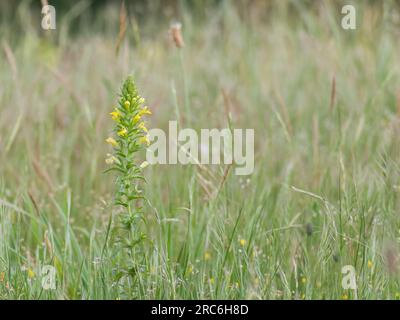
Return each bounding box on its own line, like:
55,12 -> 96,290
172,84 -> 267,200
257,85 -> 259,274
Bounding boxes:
139,135 -> 150,146
239,239 -> 247,247
124,101 -> 130,109
342,293 -> 349,300
110,109 -> 121,121
301,277 -> 307,284
395,292 -> 400,299
209,277 -> 214,284
105,154 -> 118,165
138,122 -> 148,132
106,137 -> 118,147
140,161 -> 149,169
132,115 -> 141,124
204,252 -> 211,261
118,127 -> 128,137
138,106 -> 152,116
27,268 -> 35,279
367,260 -> 373,269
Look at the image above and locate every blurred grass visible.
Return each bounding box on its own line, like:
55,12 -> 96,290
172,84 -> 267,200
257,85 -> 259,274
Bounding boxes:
1,0 -> 400,299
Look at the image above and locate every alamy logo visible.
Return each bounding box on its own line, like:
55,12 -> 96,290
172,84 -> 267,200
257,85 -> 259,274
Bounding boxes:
341,265 -> 357,290
341,5 -> 356,30
146,121 -> 254,175
41,5 -> 56,30
41,265 -> 56,290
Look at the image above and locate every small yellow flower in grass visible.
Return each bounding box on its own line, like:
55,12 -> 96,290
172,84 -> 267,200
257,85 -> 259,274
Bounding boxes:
395,292 -> 400,299
301,277 -> 307,284
187,266 -> 193,275
132,114 -> 141,124
124,100 -> 130,109
106,137 -> 118,147
342,293 -> 349,300
118,127 -> 128,137
139,135 -> 150,146
239,239 -> 247,247
367,260 -> 373,269
138,122 -> 148,133
110,109 -> 121,122
105,154 -> 119,165
27,268 -> 35,279
209,277 -> 214,284
140,161 -> 149,169
204,252 -> 211,261
138,106 -> 152,116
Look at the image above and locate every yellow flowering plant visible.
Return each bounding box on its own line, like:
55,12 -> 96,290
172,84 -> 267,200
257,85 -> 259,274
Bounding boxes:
105,76 -> 151,281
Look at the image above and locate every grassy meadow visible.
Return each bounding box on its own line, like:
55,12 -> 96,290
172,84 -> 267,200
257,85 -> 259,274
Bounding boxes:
1,0 -> 400,299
